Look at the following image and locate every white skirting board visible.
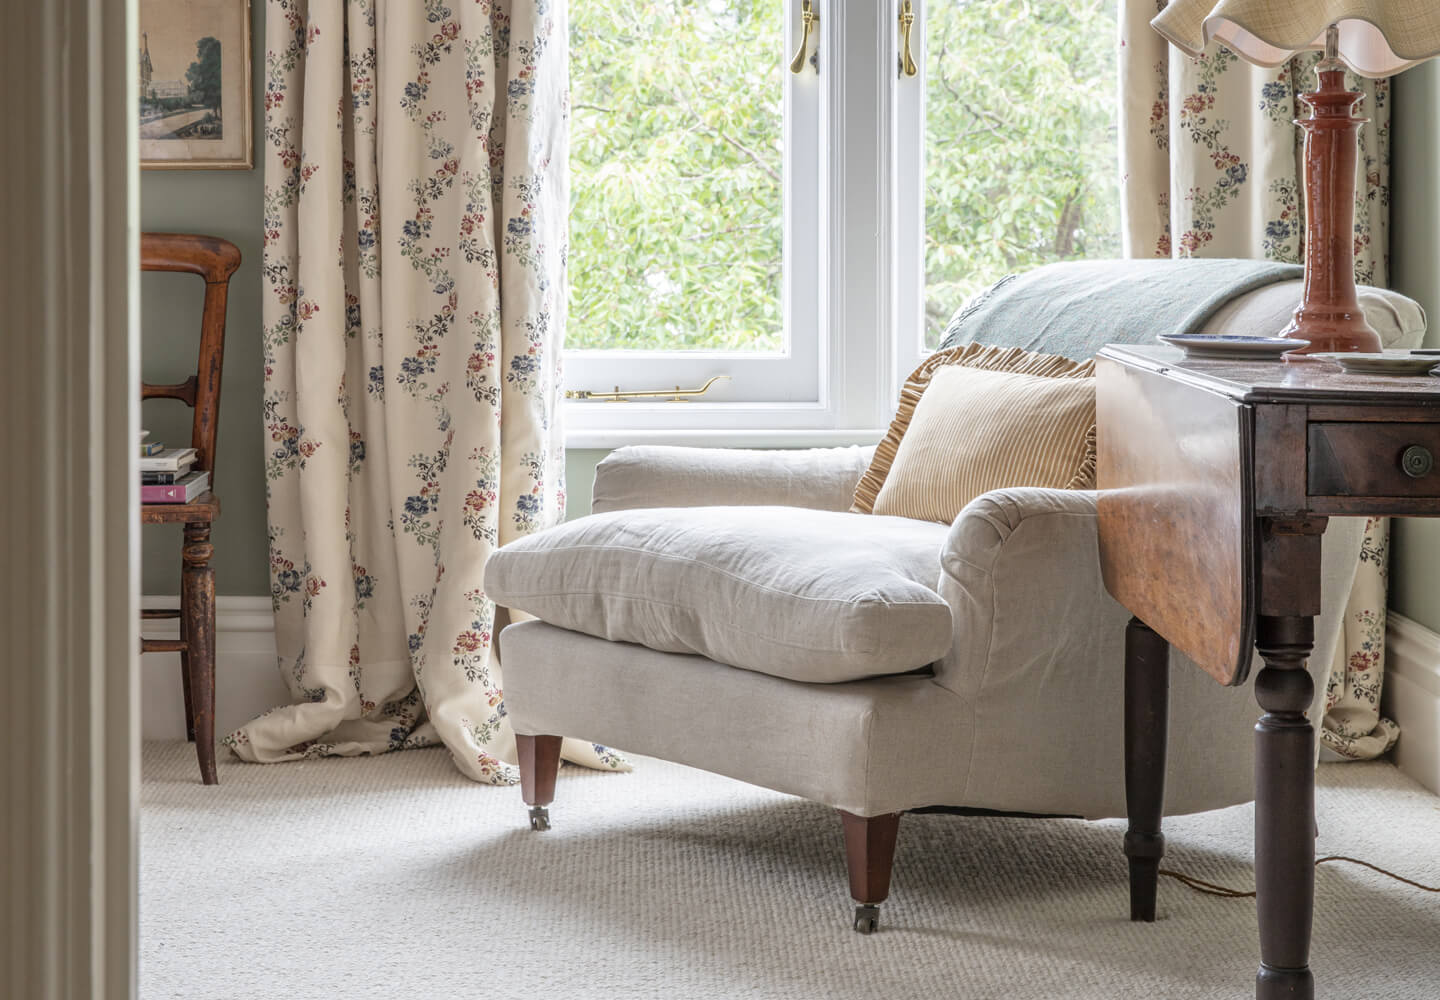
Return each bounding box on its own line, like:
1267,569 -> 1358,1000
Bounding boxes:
141,595 -> 290,741
1384,612 -> 1440,796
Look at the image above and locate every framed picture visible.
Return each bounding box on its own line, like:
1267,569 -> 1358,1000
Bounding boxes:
139,0 -> 252,169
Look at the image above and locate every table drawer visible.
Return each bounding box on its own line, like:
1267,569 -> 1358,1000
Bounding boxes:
1309,422 -> 1440,497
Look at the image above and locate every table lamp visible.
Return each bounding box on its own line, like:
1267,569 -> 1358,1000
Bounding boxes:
1151,1 -> 1440,356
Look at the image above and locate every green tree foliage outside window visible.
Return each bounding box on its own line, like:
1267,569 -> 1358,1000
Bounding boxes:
567,1 -> 1119,354
570,0 -> 784,352
924,1 -> 1119,347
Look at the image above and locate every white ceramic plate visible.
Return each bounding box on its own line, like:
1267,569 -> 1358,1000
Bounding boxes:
1309,353 -> 1440,376
1157,334 -> 1309,361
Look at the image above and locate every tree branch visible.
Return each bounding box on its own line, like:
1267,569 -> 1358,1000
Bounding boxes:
671,79 -> 782,185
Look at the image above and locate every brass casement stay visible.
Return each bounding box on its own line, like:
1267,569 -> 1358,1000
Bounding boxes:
790,0 -> 818,75
565,375 -> 732,402
899,1 -> 918,78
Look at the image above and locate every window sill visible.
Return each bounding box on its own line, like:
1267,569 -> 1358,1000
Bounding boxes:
565,426 -> 886,450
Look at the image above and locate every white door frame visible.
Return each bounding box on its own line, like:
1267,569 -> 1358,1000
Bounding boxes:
1,1 -> 139,997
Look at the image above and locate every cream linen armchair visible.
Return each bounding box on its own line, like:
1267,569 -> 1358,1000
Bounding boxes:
487,448 -> 1363,932
486,279 -> 1424,933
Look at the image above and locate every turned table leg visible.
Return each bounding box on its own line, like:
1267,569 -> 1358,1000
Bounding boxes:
1253,614 -> 1316,1000
182,522 -> 217,785
1124,616 -> 1169,922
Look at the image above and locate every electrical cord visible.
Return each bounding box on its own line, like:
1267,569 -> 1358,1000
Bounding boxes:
1161,855 -> 1440,898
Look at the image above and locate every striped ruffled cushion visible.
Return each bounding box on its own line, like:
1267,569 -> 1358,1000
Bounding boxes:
852,343 -> 1096,523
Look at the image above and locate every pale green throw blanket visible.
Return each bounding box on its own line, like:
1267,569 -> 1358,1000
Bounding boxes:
938,258 -> 1303,361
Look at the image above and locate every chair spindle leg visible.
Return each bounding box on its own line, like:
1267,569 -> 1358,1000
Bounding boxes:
182,522 -> 217,785
178,583 -> 196,743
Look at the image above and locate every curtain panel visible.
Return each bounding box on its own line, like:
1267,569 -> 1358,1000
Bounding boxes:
1120,0 -> 1399,760
226,0 -> 618,782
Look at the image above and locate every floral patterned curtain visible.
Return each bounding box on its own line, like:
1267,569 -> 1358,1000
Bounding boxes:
226,0 -> 616,783
1120,0 -> 1399,760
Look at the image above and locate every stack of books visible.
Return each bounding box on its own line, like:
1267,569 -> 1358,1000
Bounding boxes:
140,431 -> 209,503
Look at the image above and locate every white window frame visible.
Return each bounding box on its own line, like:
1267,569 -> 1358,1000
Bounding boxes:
892,0 -> 929,371
566,1 -> 824,411
565,1 -> 923,447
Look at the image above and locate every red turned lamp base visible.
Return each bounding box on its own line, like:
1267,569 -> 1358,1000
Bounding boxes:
1280,307 -> 1382,357
1281,50 -> 1382,361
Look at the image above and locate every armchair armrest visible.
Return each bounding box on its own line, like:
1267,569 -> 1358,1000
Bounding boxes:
591,445 -> 876,514
936,488 -> 1123,701
932,487 -> 1364,820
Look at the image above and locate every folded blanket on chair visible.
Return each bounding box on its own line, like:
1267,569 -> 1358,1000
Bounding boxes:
938,258 -> 1303,361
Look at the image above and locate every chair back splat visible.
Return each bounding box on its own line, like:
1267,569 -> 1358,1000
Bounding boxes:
140,232 -> 241,482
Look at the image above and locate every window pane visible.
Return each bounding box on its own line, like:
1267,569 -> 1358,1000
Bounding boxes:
569,0 -> 784,352
924,1 -> 1120,349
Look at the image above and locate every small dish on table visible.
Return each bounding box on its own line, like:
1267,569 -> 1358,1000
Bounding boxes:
1308,353 -> 1440,376
1156,334 -> 1310,361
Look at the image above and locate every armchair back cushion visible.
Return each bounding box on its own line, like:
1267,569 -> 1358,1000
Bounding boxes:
873,365 -> 1096,524
852,343 -> 1095,517
485,506 -> 953,684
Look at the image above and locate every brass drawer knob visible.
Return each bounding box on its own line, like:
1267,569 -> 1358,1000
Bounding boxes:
1401,445 -> 1434,479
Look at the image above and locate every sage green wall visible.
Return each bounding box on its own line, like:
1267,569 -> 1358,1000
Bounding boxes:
565,450 -> 611,520
1390,61 -> 1440,633
140,7 -> 267,596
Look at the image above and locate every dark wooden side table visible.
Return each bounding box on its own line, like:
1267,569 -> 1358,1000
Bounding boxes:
1095,344 -> 1440,1000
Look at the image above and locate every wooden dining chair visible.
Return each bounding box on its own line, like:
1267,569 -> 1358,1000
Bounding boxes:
140,232 -> 241,785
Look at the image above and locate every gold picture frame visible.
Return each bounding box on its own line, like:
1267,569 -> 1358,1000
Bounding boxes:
139,0 -> 253,170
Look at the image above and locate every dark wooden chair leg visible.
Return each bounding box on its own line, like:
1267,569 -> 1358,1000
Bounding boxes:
178,575 -> 196,743
182,522 -> 217,785
1254,614 -> 1317,1000
517,733 -> 563,830
1124,616 -> 1169,922
838,810 -> 901,933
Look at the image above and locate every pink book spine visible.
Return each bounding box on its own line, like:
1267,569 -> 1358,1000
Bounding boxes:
141,483 -> 185,503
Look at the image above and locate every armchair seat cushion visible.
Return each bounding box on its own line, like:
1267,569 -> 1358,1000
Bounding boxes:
485,506 -> 953,684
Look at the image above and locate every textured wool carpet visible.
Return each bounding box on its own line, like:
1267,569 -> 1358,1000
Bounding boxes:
141,743 -> 1440,1000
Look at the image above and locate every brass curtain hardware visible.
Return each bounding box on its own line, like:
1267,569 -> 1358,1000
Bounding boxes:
790,0 -> 818,74
899,1 -> 918,77
565,375 -> 732,402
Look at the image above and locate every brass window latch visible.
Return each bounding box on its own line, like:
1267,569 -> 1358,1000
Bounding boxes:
899,1 -> 918,78
565,375 -> 731,402
790,0 -> 818,75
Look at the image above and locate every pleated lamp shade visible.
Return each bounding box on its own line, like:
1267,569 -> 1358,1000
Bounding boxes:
1151,0 -> 1440,77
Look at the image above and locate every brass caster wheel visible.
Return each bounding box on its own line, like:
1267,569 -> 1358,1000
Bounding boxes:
853,904 -> 880,934
528,805 -> 551,831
